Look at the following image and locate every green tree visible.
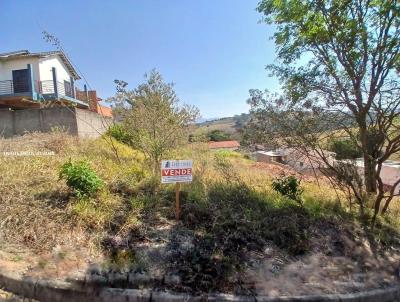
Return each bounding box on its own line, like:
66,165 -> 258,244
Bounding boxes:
252,0 -> 400,224
208,129 -> 231,142
109,70 -> 199,175
329,138 -> 362,160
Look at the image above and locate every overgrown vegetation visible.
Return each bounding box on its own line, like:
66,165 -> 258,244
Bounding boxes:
0,132 -> 399,295
106,123 -> 133,146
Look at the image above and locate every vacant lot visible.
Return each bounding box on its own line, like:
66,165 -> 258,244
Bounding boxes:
0,133 -> 399,297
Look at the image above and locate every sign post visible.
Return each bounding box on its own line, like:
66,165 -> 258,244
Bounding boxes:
161,160 -> 193,221
175,182 -> 181,220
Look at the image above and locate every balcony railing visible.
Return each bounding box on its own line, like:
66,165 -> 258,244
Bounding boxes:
39,80 -> 74,98
0,80 -> 13,95
0,79 -> 88,105
0,79 -> 39,96
0,79 -> 33,95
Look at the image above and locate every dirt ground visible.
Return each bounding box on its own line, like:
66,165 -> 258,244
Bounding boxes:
1,213 -> 400,297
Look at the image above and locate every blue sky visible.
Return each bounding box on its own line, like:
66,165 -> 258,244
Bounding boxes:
0,0 -> 278,118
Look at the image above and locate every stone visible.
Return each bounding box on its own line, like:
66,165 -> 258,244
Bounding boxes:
99,288 -> 151,302
128,272 -> 152,287
86,274 -> 107,285
207,293 -> 256,302
151,291 -> 198,302
164,274 -> 181,286
108,272 -> 127,287
66,270 -> 86,284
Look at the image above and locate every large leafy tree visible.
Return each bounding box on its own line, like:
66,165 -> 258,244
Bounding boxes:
109,70 -> 199,175
251,0 -> 400,223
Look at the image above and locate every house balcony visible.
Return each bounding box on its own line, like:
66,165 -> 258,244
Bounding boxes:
0,63 -> 89,109
0,79 -> 89,109
38,80 -> 89,107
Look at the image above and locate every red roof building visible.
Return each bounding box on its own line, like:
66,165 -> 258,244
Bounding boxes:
208,140 -> 240,150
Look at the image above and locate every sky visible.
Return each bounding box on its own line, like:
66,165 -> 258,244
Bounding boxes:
0,0 -> 279,118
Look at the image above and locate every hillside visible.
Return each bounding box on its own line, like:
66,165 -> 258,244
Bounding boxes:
0,133 -> 399,297
193,114 -> 250,141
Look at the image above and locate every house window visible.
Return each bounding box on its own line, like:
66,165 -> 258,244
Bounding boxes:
299,162 -> 304,167
64,80 -> 72,97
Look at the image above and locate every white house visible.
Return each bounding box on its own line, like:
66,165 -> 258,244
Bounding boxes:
0,50 -> 88,109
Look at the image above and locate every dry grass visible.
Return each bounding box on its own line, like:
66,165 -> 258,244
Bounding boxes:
0,132 -> 143,253
0,134 -> 397,251
0,133 -> 399,295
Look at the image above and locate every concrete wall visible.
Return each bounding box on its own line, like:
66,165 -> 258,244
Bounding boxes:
76,108 -> 112,138
0,110 -> 14,137
0,107 -> 110,138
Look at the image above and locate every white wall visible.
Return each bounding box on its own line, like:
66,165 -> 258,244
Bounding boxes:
355,163 -> 400,194
0,57 -> 40,83
38,56 -> 72,83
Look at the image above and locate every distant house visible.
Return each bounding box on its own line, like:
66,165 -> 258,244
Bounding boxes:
346,159 -> 400,194
257,147 -> 400,193
208,140 -> 240,151
256,150 -> 286,164
256,148 -> 336,175
0,50 -> 112,138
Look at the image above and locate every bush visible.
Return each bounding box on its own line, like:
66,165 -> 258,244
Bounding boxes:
272,176 -> 303,205
329,138 -> 362,160
208,129 -> 231,142
106,124 -> 133,145
59,160 -> 103,198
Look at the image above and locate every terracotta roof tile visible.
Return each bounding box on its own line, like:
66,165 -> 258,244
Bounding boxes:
208,140 -> 240,149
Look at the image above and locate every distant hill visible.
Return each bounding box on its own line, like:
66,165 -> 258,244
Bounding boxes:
195,117 -> 222,124
192,114 -> 250,141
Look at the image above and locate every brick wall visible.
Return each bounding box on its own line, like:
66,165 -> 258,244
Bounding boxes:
87,90 -> 98,113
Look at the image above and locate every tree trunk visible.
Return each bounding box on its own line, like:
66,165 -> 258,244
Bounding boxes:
364,155 -> 377,193
359,125 -> 377,194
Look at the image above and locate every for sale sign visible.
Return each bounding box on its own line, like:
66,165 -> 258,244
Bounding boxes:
161,160 -> 193,184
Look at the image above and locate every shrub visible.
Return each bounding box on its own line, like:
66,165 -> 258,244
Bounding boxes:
106,124 -> 133,145
189,133 -> 208,142
329,138 -> 362,160
59,160 -> 103,197
272,175 -> 303,205
208,129 -> 231,142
